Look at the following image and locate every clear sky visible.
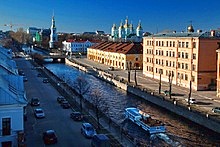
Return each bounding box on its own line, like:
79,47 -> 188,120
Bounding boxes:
1,0 -> 220,34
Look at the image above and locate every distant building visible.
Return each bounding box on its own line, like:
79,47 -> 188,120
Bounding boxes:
96,30 -> 105,35
49,15 -> 58,48
27,27 -> 41,36
143,25 -> 220,91
62,39 -> 97,54
87,42 -> 143,70
82,32 -> 96,35
109,17 -> 143,42
0,46 -> 27,146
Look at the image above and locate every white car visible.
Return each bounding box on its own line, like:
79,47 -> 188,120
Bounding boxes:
185,98 -> 197,104
34,108 -> 45,118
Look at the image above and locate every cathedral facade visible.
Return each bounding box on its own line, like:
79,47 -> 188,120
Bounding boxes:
109,17 -> 143,42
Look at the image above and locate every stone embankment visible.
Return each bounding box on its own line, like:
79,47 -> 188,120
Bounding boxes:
66,58 -> 220,134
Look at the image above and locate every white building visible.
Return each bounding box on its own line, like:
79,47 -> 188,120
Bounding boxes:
0,46 -> 27,147
62,40 -> 97,54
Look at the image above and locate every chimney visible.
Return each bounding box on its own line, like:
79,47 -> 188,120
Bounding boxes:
211,30 -> 215,37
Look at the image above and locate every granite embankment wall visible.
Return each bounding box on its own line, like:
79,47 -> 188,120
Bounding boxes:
65,59 -> 220,134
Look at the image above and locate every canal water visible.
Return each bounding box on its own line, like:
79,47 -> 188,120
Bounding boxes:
45,63 -> 220,146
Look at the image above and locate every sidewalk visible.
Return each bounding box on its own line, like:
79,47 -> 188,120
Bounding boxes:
72,57 -> 220,120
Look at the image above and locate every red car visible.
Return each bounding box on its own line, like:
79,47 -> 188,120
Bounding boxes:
43,130 -> 57,145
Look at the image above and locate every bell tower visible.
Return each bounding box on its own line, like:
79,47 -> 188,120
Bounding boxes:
49,14 -> 58,49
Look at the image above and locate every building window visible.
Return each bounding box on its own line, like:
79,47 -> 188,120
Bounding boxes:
182,63 -> 184,69
170,41 -> 172,47
169,51 -> 172,57
178,62 -> 180,68
166,41 -> 169,47
166,51 -> 168,56
136,58 -> 138,61
192,76 -> 195,82
192,64 -> 196,71
166,60 -> 168,66
178,52 -> 180,58
193,53 -> 196,59
186,42 -> 189,48
193,42 -> 196,48
156,50 -> 158,55
178,42 -> 181,47
156,41 -> 158,46
185,53 -> 189,59
185,74 -> 188,81
162,41 -> 164,46
173,61 -> 175,67
2,118 -> 11,136
172,51 -> 175,57
161,50 -> 163,56
185,63 -> 188,69
173,41 -> 175,47
181,52 -> 184,58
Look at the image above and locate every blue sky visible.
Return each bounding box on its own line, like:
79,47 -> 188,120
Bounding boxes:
1,0 -> 220,34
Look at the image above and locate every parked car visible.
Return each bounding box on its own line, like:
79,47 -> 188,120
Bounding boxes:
163,90 -> 170,96
91,134 -> 110,147
30,97 -> 40,106
57,96 -> 66,103
81,123 -> 96,138
70,112 -> 83,121
34,108 -> 45,118
185,98 -> 197,104
37,73 -> 42,77
43,130 -> 57,145
61,101 -> 70,109
212,107 -> 220,113
43,78 -> 49,83
23,76 -> 28,82
108,66 -> 114,71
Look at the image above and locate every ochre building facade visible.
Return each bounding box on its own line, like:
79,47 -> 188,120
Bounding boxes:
143,29 -> 220,91
87,42 -> 143,70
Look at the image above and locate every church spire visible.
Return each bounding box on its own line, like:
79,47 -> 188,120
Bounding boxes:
49,13 -> 58,49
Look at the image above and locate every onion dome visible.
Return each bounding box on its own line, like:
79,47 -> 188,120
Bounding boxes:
187,24 -> 194,32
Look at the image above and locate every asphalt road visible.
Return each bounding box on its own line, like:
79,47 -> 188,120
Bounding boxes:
15,58 -> 91,147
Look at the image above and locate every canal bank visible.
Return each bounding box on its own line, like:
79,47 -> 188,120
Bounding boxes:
65,58 -> 220,134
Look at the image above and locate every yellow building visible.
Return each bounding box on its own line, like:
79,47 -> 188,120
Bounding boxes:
87,42 -> 143,70
143,27 -> 220,91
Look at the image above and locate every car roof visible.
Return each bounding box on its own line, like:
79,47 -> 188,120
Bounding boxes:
83,123 -> 92,127
35,108 -> 43,111
45,130 -> 55,134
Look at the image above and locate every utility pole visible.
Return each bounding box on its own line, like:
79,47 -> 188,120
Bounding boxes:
134,66 -> 137,86
188,80 -> 192,106
127,61 -> 131,83
159,69 -> 162,94
168,73 -> 173,99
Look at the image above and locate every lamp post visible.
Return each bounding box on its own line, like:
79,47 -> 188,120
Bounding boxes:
127,61 -> 132,83
134,66 -> 137,86
159,69 -> 162,94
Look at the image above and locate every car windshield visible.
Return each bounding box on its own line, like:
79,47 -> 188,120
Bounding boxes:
86,126 -> 94,131
36,109 -> 43,113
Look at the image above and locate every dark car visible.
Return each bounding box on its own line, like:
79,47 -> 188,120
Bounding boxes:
61,101 -> 71,109
91,134 -> 110,147
70,112 -> 83,121
43,130 -> 57,145
57,96 -> 66,103
37,73 -> 42,77
43,78 -> 49,83
81,123 -> 96,138
30,97 -> 40,106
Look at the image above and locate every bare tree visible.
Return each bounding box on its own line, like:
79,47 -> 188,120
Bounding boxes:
90,89 -> 109,129
74,76 -> 90,111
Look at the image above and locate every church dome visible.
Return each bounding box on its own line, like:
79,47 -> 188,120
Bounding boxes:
112,24 -> 116,30
187,24 -> 194,32
119,22 -> 124,29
